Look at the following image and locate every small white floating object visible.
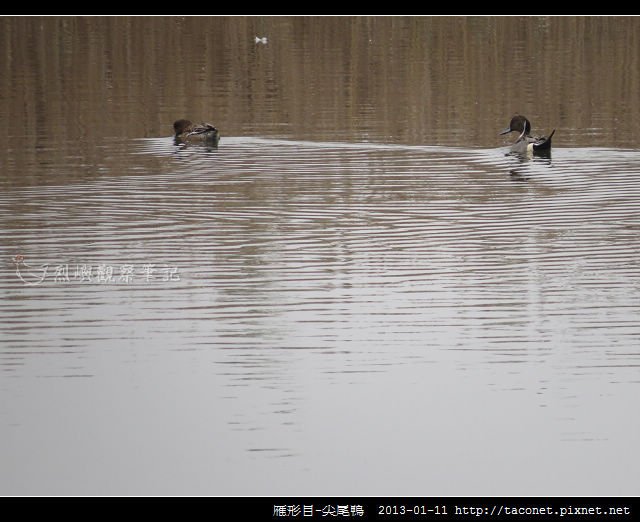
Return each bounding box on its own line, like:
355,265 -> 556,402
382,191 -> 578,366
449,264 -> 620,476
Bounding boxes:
255,36 -> 268,45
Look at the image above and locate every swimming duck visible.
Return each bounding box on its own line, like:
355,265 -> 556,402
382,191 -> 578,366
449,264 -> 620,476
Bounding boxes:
173,119 -> 220,145
500,115 -> 555,154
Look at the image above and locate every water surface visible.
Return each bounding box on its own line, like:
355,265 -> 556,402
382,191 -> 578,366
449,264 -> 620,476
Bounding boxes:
1,16 -> 639,496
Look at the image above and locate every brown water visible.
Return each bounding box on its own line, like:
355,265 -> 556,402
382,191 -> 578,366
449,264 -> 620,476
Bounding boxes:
1,16 -> 639,496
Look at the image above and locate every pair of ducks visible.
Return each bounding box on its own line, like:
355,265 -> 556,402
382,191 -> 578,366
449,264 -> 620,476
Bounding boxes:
173,115 -> 555,154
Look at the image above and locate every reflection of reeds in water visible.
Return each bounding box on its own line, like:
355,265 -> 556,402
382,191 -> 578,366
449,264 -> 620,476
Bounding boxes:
1,16 -> 639,153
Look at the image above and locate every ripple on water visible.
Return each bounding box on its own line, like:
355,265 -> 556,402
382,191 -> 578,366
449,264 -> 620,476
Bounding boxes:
1,136 -> 639,494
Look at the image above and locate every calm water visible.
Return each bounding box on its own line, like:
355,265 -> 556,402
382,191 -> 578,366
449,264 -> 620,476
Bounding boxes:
1,17 -> 639,496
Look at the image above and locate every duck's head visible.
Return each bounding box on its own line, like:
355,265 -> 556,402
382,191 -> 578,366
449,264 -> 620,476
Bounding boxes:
173,119 -> 193,135
500,115 -> 532,136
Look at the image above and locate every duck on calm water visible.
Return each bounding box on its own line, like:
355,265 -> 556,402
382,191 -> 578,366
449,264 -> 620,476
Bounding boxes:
500,115 -> 555,154
173,119 -> 220,146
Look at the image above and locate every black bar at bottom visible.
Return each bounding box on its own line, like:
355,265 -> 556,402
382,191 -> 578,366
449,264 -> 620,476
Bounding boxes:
1,496 -> 637,520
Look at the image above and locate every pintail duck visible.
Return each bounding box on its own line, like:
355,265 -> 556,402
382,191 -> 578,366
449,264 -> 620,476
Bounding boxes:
173,119 -> 220,145
500,115 -> 555,154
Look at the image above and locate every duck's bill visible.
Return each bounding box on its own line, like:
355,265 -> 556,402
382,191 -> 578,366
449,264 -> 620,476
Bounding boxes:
499,127 -> 512,135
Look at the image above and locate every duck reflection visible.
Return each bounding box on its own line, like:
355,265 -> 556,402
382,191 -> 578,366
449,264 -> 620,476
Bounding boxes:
508,148 -> 553,182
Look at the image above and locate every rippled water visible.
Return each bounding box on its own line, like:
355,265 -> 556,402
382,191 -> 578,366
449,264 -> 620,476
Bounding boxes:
1,16 -> 640,496
2,135 -> 639,495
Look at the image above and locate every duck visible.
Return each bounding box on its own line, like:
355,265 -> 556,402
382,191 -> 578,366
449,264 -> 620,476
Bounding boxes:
173,119 -> 220,146
500,115 -> 555,154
